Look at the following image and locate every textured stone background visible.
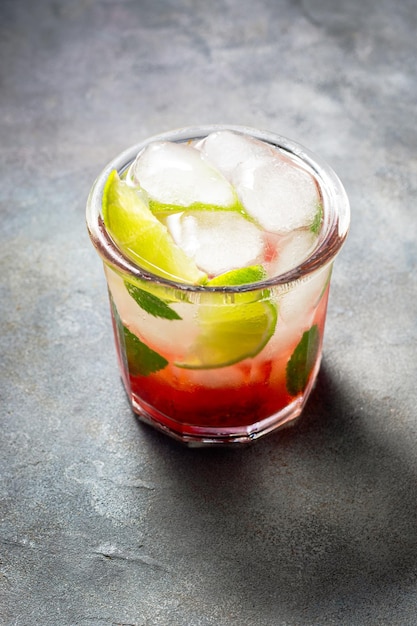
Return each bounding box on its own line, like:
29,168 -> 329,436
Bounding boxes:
1,1 -> 417,624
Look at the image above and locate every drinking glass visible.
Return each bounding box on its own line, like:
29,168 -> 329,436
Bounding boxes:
86,125 -> 350,446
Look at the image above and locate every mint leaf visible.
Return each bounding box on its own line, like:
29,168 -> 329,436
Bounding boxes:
125,282 -> 182,320
123,326 -> 168,376
110,297 -> 168,376
310,202 -> 323,235
286,324 -> 320,396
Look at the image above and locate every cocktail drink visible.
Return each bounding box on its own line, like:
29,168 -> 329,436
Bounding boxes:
86,126 -> 349,445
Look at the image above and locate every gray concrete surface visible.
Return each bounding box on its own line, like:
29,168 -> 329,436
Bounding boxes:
1,0 -> 417,624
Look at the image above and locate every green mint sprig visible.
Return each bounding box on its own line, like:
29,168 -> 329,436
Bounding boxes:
286,324 -> 320,396
123,326 -> 168,376
125,282 -> 182,320
111,298 -> 168,376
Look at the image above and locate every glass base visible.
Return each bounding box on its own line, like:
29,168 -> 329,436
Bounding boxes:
129,361 -> 319,446
132,397 -> 304,447
120,351 -> 322,447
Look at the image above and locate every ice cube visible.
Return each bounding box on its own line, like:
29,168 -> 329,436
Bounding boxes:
233,153 -> 320,233
178,366 -> 245,389
263,266 -> 330,361
105,266 -> 198,361
262,299 -> 310,360
165,210 -> 264,276
128,141 -> 237,209
279,265 -> 331,325
195,130 -> 273,180
267,229 -> 317,277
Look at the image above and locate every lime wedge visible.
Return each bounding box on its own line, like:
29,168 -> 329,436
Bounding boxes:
103,170 -> 207,284
175,266 -> 277,369
175,300 -> 277,369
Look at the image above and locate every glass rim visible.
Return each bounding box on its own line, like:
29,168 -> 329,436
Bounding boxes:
86,124 -> 350,293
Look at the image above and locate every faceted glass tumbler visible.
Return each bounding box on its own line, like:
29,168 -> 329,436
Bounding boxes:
86,126 -> 350,446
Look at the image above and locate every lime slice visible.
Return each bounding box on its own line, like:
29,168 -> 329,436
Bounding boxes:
207,265 -> 266,286
175,266 -> 277,369
103,170 -> 207,284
